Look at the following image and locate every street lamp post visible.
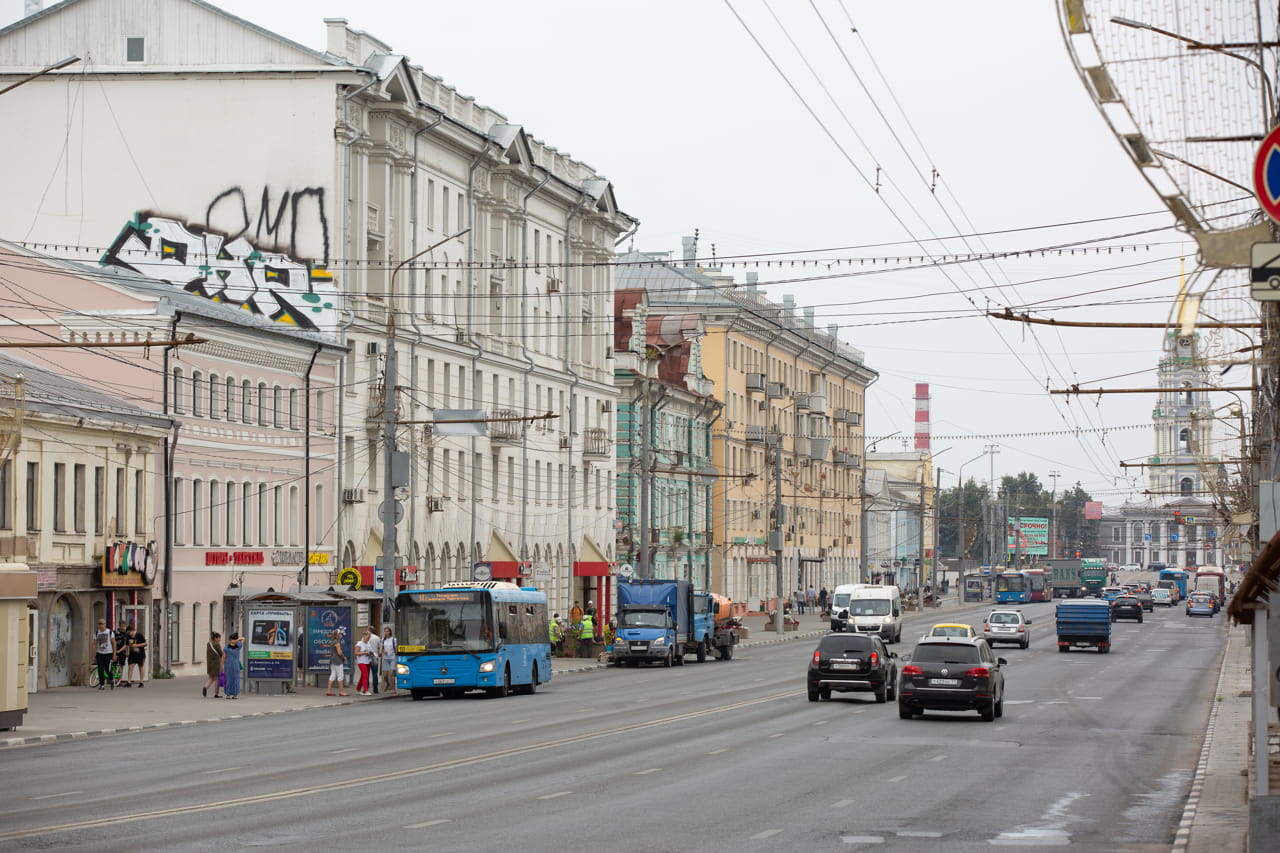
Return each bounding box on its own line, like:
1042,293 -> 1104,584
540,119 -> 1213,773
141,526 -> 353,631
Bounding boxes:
380,228 -> 469,617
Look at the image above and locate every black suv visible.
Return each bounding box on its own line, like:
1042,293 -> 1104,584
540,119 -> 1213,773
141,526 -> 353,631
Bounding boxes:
1111,595 -> 1144,623
898,637 -> 1006,721
807,633 -> 898,703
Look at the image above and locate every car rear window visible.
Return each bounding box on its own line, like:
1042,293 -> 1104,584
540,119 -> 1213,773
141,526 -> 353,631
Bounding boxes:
988,613 -> 1020,625
911,643 -> 980,663
819,635 -> 872,654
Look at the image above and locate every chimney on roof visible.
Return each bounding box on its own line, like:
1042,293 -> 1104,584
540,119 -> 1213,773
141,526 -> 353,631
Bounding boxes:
782,294 -> 795,319
746,272 -> 758,291
914,382 -> 931,451
324,18 -> 351,59
828,323 -> 840,339
682,236 -> 697,269
24,1 -> 41,17
803,307 -> 815,327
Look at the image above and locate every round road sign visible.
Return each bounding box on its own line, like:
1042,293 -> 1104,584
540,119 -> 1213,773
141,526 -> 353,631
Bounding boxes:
1253,123 -> 1280,224
338,567 -> 361,589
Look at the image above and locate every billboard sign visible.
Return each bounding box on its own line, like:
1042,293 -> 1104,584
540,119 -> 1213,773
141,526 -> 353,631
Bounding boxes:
1084,501 -> 1103,520
245,607 -> 295,680
1006,517 -> 1049,556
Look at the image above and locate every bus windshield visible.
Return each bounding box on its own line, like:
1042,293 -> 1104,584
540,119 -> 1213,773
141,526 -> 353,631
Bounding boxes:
995,574 -> 1026,593
397,591 -> 494,653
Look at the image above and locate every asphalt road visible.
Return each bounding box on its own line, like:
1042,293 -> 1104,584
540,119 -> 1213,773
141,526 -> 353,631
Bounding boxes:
2,597 -> 1225,852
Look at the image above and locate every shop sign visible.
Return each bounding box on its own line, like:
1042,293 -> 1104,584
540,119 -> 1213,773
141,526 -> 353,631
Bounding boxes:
205,551 -> 266,566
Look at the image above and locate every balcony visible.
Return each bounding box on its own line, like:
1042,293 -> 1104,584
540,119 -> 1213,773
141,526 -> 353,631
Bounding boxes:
490,409 -> 522,444
583,427 -> 611,458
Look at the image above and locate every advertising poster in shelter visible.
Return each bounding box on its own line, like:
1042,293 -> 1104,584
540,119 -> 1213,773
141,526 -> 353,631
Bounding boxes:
245,607 -> 295,680
306,605 -> 353,673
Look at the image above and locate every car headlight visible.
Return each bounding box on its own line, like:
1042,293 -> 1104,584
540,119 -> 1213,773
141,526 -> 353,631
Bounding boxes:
478,661 -> 496,673
651,636 -> 666,647
396,663 -> 409,675
883,616 -> 893,624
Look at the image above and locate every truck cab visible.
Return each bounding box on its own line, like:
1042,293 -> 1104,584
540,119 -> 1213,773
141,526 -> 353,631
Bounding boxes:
614,605 -> 678,667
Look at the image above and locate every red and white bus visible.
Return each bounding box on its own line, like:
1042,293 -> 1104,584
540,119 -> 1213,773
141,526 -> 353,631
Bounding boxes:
1025,568 -> 1051,602
1192,567 -> 1226,606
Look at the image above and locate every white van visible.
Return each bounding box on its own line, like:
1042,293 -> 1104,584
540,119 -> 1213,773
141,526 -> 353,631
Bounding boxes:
830,584 -> 902,643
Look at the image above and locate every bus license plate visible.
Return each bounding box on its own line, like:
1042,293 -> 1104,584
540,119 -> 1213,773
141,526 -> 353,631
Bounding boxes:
433,678 -> 455,685
930,678 -> 960,687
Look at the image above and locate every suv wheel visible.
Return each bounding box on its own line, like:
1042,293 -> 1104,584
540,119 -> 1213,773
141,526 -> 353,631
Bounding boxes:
874,683 -> 886,703
898,702 -> 913,720
807,688 -> 819,702
819,687 -> 831,701
980,701 -> 995,722
994,695 -> 1004,718
887,677 -> 897,701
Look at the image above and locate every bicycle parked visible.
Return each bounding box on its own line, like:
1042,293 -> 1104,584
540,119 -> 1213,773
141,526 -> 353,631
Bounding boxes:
88,657 -> 123,689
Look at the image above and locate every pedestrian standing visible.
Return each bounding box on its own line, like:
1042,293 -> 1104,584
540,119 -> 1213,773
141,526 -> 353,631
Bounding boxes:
355,629 -> 374,695
818,586 -> 829,613
223,632 -> 243,699
203,632 -> 224,698
795,589 -> 806,615
367,626 -> 379,694
327,629 -> 349,696
807,585 -> 817,610
570,600 -> 584,625
93,618 -> 115,691
548,615 -> 564,656
121,624 -> 146,687
578,611 -> 595,648
380,626 -> 398,694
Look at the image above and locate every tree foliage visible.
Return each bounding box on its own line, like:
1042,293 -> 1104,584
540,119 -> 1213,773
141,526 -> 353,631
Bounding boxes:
938,472 -> 1096,566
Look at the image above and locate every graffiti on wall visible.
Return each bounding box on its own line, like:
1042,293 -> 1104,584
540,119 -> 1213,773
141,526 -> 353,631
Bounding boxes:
101,212 -> 339,331
204,186 -> 330,265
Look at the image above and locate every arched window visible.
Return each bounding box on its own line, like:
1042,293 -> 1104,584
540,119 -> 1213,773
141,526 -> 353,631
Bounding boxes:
208,479 -> 220,546
171,367 -> 185,414
191,479 -> 204,546
1179,427 -> 1191,449
258,382 -> 269,425
241,380 -> 252,422
1180,477 -> 1194,495
191,371 -> 204,417
209,374 -> 221,419
225,376 -> 237,421
274,385 -> 284,428
289,389 -> 299,430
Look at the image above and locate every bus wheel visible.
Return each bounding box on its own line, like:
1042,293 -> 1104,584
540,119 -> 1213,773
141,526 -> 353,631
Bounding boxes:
721,642 -> 733,661
525,664 -> 539,695
410,688 -> 427,701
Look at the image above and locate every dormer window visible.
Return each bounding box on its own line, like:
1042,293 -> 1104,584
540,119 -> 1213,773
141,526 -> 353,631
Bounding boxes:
126,37 -> 145,62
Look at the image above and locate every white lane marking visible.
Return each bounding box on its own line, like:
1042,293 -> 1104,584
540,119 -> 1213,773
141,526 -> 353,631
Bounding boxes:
30,791 -> 83,800
841,836 -> 884,844
708,748 -> 729,754
328,747 -> 357,754
852,708 -> 867,714
404,818 -> 450,829
202,767 -> 243,775
1005,699 -> 1034,705
814,720 -> 830,726
429,732 -> 456,738
575,708 -> 594,713
989,829 -> 1070,846
538,791 -> 573,800
1075,697 -> 1102,700
889,775 -> 908,783
634,768 -> 661,775
751,829 -> 783,839
929,754 -> 947,762
768,732 -> 785,738
509,719 -> 527,724
831,799 -> 855,808
899,831 -> 943,838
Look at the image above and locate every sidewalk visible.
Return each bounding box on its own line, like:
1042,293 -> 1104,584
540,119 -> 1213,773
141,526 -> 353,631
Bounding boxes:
1180,618 -> 1251,853
0,607 -> 851,748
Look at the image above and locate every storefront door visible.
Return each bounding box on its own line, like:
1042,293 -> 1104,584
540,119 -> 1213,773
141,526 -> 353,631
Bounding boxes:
47,597 -> 73,687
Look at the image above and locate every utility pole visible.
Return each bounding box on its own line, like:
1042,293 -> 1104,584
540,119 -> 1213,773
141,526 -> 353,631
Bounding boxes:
638,377 -> 651,579
985,445 -> 999,566
1049,469 -> 1061,559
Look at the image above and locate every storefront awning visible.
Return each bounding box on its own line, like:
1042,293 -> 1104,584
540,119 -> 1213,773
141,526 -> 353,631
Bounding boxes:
1229,527 -> 1279,624
573,535 -> 614,577
485,531 -> 530,579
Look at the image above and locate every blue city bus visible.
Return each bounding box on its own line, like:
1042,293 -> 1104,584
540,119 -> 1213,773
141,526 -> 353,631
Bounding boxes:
1158,569 -> 1189,599
395,582 -> 552,700
994,571 -> 1031,604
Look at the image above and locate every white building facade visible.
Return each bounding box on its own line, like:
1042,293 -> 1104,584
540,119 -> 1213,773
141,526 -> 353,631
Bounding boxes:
0,0 -> 635,616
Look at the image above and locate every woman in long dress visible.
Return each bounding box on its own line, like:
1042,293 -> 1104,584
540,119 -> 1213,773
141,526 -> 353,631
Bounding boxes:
203,632 -> 224,698
224,632 -> 243,699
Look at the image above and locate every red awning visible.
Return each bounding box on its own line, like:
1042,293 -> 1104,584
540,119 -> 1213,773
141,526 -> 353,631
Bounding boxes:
490,561 -> 531,579
573,561 -> 613,577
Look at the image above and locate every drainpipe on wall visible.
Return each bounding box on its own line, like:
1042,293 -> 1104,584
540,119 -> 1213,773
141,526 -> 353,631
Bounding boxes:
518,167 -> 551,567
406,110 -> 446,577
464,139 -> 497,570
561,194 -> 591,598
333,307 -> 356,575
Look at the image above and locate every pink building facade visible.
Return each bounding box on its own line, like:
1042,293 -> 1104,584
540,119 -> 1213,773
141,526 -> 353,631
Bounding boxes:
0,243 -> 344,678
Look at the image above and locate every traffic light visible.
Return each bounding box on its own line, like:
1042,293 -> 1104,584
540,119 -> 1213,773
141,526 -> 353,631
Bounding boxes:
1174,510 -> 1183,525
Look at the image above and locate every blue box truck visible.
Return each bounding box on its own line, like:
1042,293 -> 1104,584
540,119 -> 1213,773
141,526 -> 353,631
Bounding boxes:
613,579 -> 720,666
1055,598 -> 1112,653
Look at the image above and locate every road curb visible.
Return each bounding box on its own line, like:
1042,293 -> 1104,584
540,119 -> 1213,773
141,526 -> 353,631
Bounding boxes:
1170,624 -> 1233,853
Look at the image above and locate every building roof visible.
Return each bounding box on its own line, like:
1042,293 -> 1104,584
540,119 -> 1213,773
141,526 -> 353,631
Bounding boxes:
0,350 -> 173,431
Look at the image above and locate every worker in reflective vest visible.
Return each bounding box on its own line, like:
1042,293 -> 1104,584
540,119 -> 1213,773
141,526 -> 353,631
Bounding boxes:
549,617 -> 564,652
578,613 -> 595,642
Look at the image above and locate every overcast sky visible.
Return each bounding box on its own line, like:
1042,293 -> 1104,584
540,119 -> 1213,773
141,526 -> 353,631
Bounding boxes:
4,0 -> 1236,505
